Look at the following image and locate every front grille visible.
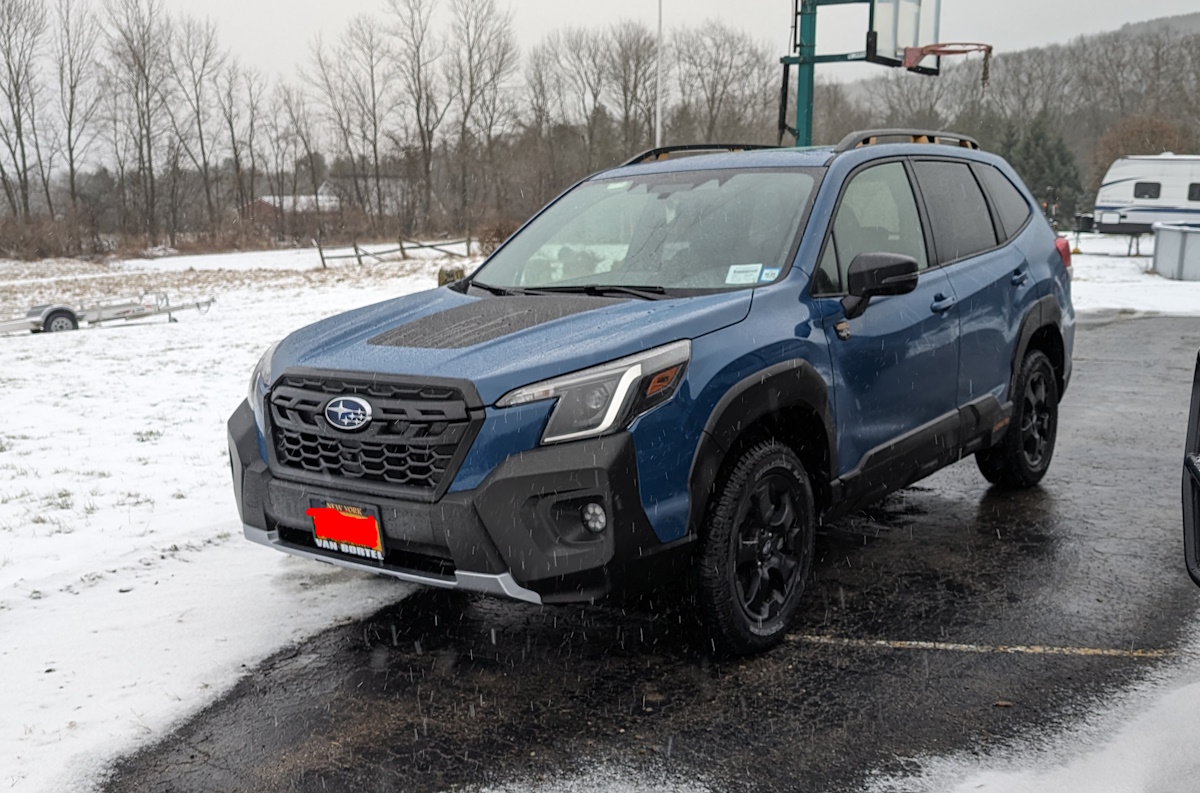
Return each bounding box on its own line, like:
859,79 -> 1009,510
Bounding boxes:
268,372 -> 480,499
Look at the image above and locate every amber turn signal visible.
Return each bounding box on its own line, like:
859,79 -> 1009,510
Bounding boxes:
646,365 -> 681,397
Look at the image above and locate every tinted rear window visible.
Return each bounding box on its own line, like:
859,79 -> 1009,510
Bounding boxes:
976,164 -> 1032,240
913,161 -> 998,264
1134,182 -> 1161,199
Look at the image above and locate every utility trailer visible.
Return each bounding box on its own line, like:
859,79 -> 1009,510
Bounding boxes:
0,292 -> 215,335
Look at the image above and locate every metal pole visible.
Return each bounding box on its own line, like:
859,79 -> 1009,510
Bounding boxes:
655,0 -> 663,148
794,0 -> 817,146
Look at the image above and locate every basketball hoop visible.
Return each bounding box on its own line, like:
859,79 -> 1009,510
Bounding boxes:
903,42 -> 994,88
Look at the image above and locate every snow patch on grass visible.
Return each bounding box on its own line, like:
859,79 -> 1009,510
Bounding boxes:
0,251 -> 447,792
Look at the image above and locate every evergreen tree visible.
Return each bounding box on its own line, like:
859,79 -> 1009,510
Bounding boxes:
997,114 -> 1082,227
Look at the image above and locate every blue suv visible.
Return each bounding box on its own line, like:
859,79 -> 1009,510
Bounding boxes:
228,129 -> 1075,655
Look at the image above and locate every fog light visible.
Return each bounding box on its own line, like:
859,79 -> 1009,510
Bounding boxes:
581,502 -> 607,533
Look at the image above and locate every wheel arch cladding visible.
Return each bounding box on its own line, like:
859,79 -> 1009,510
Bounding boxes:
689,360 -> 836,532
1012,295 -> 1066,401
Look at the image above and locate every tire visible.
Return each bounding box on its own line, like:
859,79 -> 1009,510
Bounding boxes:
976,350 -> 1059,489
697,439 -> 816,656
42,310 -> 78,333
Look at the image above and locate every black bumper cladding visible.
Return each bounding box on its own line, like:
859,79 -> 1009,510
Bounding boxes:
1185,351 -> 1200,587
229,398 -> 692,604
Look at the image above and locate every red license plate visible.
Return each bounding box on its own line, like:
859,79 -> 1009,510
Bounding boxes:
307,498 -> 384,562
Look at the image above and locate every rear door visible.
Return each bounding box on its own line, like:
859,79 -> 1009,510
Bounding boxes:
911,159 -> 1032,409
813,159 -> 961,490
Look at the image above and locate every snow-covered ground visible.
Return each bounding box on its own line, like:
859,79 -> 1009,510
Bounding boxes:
0,247 -> 450,792
0,236 -> 1197,793
1068,232 -> 1200,315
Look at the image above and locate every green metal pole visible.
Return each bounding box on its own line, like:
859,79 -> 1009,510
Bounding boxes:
795,0 -> 817,146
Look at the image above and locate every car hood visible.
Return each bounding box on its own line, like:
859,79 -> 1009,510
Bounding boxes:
270,287 -> 753,405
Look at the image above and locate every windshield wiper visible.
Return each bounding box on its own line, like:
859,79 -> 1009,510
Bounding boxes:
468,281 -> 529,297
534,284 -> 669,301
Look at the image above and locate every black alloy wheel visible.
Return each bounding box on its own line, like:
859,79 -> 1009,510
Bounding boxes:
698,440 -> 815,656
734,473 -> 807,626
1020,367 -> 1054,469
977,349 -> 1059,489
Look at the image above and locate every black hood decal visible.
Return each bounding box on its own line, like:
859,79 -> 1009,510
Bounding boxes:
368,295 -> 628,349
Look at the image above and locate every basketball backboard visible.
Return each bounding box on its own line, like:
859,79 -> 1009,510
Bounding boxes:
868,0 -> 942,74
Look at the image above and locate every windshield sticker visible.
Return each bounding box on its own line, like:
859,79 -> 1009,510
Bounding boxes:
726,264 -> 763,285
759,267 -> 781,283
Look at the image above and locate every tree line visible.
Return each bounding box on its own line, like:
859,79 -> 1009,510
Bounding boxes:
0,0 -> 1196,259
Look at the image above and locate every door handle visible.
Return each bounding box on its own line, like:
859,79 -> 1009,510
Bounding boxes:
931,294 -> 957,313
1011,269 -> 1029,286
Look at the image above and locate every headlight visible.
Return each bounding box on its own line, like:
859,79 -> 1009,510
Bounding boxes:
248,340 -> 281,405
497,340 -> 690,444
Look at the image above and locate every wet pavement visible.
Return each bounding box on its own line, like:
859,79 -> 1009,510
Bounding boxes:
107,314 -> 1200,792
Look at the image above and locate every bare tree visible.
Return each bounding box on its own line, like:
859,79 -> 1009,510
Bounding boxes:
243,68 -> 265,208
387,0 -> 449,229
606,20 -> 657,155
870,67 -> 954,130
52,0 -> 101,219
281,84 -> 324,231
550,27 -> 609,170
216,59 -> 247,214
219,61 -> 268,218
0,0 -> 49,220
520,40 -> 564,208
342,15 -> 398,221
104,0 -> 171,242
446,0 -> 517,230
167,14 -> 225,231
260,82 -> 292,236
307,35 -> 368,212
673,22 -> 774,142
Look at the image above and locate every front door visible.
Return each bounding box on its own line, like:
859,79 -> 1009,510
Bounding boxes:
812,160 -> 961,497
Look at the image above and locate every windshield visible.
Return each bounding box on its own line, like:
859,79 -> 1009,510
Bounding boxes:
473,168 -> 820,292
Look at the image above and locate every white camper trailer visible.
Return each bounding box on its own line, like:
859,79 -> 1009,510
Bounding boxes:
1094,154 -> 1200,234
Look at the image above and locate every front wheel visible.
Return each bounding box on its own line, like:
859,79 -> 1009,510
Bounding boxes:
977,350 -> 1059,489
697,440 -> 815,656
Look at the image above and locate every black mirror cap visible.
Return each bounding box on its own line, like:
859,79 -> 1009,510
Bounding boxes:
841,253 -> 920,320
846,252 -> 920,298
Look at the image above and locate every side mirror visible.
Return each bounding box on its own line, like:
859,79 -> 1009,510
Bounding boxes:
841,252 -> 920,320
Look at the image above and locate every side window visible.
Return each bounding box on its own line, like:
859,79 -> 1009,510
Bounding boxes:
976,164 -> 1033,241
816,162 -> 928,294
1134,182 -> 1161,199
913,161 -> 998,264
815,239 -> 840,294
1189,184 -> 1200,202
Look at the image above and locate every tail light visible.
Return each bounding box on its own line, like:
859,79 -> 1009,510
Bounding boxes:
1055,237 -> 1072,270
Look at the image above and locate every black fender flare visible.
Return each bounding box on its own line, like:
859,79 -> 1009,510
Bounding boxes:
687,359 -> 836,535
1010,295 -> 1064,398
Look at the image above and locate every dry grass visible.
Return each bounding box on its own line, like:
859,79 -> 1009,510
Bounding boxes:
0,256 -> 439,318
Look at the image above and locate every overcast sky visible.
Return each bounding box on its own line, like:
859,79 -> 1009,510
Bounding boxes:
157,0 -> 1200,81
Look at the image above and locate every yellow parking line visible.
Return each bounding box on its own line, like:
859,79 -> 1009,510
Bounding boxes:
788,634 -> 1171,659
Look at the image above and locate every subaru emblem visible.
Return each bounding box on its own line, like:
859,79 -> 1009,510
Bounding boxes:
325,396 -> 372,432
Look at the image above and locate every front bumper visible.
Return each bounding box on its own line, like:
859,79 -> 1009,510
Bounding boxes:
228,400 -> 690,603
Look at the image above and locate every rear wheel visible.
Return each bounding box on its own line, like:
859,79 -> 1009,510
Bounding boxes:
698,440 -> 815,656
977,350 -> 1059,489
43,310 -> 78,333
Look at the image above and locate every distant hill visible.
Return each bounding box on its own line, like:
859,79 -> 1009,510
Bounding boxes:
1118,12 -> 1200,37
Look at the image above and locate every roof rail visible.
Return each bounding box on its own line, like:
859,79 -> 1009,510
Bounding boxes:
833,129 -> 980,154
621,144 -> 778,167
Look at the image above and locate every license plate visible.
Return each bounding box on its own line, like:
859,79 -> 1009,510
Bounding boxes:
306,498 -> 384,562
